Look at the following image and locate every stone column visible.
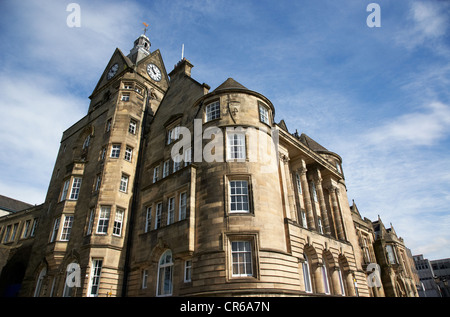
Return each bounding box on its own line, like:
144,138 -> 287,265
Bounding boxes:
298,161 -> 316,230
329,185 -> 345,240
314,170 -> 331,235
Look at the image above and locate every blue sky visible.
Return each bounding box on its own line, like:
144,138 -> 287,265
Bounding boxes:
0,0 -> 449,261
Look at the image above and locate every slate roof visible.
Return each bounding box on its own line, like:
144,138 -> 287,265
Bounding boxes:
213,78 -> 248,92
0,195 -> 33,213
298,133 -> 329,152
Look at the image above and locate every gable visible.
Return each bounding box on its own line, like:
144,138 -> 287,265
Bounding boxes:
91,48 -> 134,97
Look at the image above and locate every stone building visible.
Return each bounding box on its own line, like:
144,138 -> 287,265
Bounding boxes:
372,217 -> 419,297
0,32 -> 417,297
413,254 -> 441,297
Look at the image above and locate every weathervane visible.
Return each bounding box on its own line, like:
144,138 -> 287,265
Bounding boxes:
142,22 -> 149,35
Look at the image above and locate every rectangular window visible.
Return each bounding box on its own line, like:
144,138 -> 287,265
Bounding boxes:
231,241 -> 253,277
124,146 -> 133,162
119,174 -> 129,193
153,166 -> 160,183
311,182 -> 318,203
229,180 -> 249,213
184,260 -> 192,282
111,144 -> 121,158
303,261 -> 312,293
50,218 -> 60,242
145,207 -> 152,233
95,174 -> 102,192
167,197 -> 175,225
301,210 -> 308,229
22,219 -> 31,238
87,209 -> 95,235
227,133 -> 246,160
60,179 -> 70,202
179,192 -> 187,220
167,125 -> 180,145
155,203 -> 162,229
295,173 -> 302,195
121,94 -> 130,101
11,223 -> 18,242
97,206 -> 110,234
30,218 -> 38,237
101,147 -> 107,160
69,177 -> 82,200
129,120 -> 137,134
3,225 -> 11,243
60,216 -> 74,241
259,104 -> 269,124
184,147 -> 192,166
113,209 -> 124,236
106,119 -> 112,133
205,101 -> 220,122
163,160 -> 170,178
89,259 -> 103,297
142,269 -> 148,289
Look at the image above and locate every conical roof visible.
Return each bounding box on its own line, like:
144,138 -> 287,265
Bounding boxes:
213,78 -> 248,91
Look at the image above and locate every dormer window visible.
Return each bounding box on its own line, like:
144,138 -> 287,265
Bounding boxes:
259,104 -> 270,125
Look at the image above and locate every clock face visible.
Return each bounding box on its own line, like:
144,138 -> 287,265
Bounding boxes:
107,63 -> 119,80
147,63 -> 162,82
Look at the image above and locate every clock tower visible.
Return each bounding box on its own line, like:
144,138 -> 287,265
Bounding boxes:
19,32 -> 170,297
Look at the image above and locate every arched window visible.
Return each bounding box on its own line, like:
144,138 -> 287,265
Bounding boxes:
302,253 -> 312,293
157,250 -> 173,296
337,266 -> 346,296
321,257 -> 331,295
34,267 -> 47,297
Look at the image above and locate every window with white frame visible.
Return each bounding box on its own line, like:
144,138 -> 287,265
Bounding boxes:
303,253 -> 312,293
167,125 -> 180,145
184,147 -> 192,166
30,218 -> 38,237
155,203 -> 162,229
60,215 -> 74,241
231,241 -> 253,277
97,206 -> 110,234
153,165 -> 160,183
311,182 -> 318,202
184,260 -> 192,282
167,197 -> 175,225
259,104 -> 270,124
119,174 -> 129,193
124,146 -> 133,162
295,173 -> 302,194
227,132 -> 246,160
322,258 -> 331,295
50,218 -> 60,242
129,119 -> 137,134
229,180 -> 250,213
142,269 -> 148,289
179,192 -> 187,220
60,179 -> 70,202
110,144 -> 121,158
113,208 -> 124,236
121,94 -> 130,101
82,135 -> 91,150
318,217 -> 324,234
145,206 -> 152,233
89,259 -> 103,297
157,250 -> 173,296
22,219 -> 31,238
69,177 -> 82,200
87,209 -> 95,235
301,210 -> 308,229
163,160 -> 170,178
338,267 -> 346,295
205,101 -> 220,122
95,174 -> 101,192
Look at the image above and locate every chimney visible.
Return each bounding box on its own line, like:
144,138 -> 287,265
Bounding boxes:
169,58 -> 194,79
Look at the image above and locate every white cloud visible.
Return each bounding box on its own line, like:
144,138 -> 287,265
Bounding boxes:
395,1 -> 449,51
365,102 -> 450,147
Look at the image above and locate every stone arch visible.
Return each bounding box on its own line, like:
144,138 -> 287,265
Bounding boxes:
338,253 -> 356,296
